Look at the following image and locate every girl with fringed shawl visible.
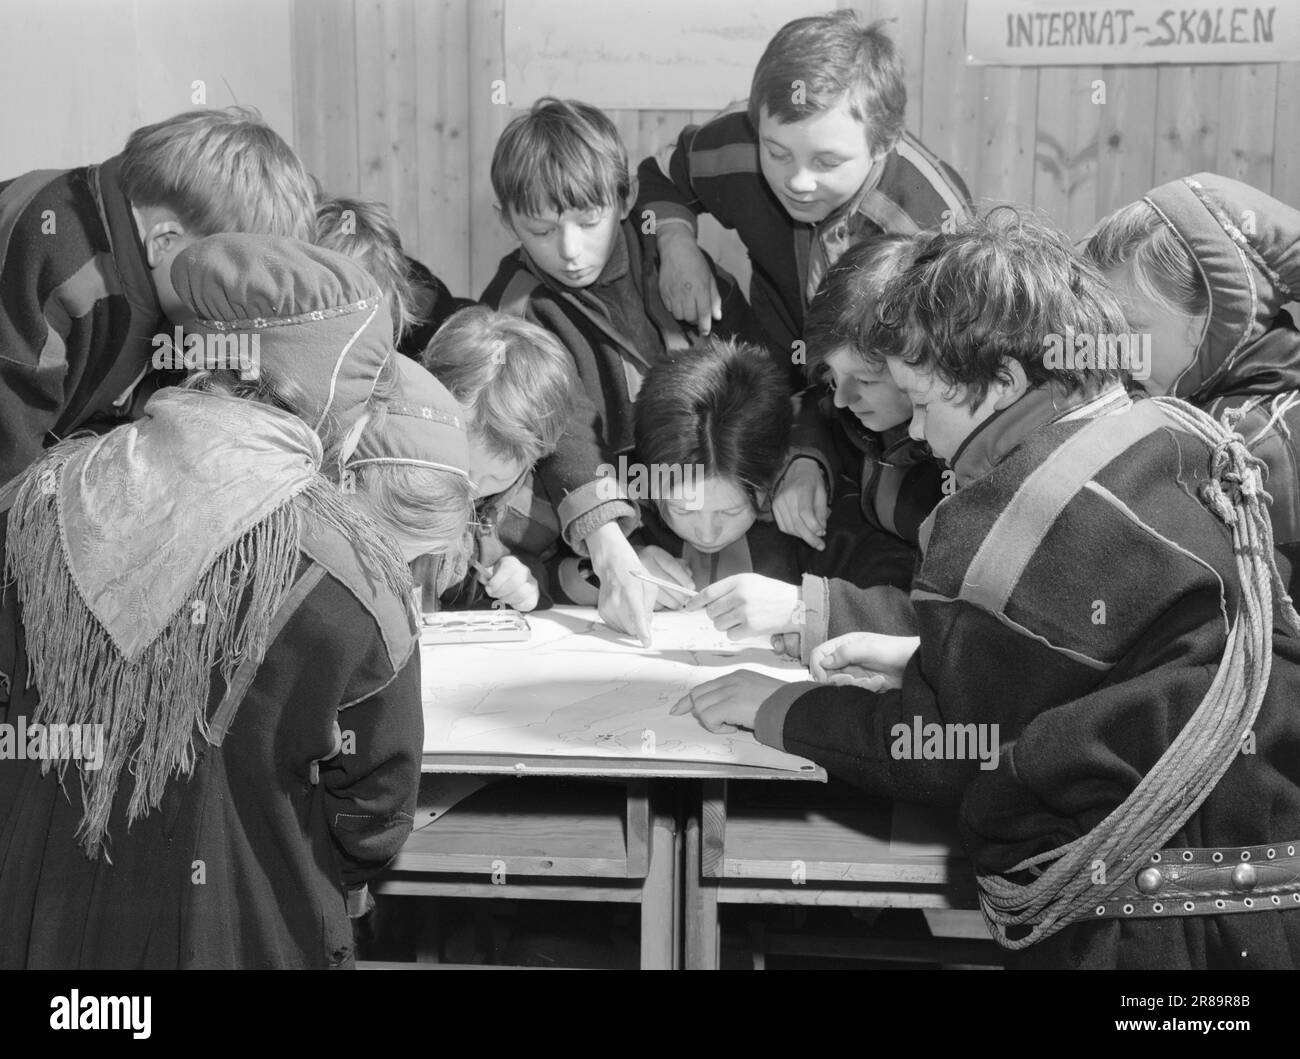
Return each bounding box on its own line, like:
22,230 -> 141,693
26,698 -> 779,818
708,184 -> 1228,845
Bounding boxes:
0,235 -> 474,969
1087,174 -> 1300,590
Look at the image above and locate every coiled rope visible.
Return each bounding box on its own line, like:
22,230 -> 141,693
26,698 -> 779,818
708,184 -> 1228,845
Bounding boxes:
977,395 -> 1300,949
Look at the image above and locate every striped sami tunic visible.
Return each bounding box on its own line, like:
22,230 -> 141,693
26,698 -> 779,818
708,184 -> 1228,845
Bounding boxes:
0,156 -> 162,483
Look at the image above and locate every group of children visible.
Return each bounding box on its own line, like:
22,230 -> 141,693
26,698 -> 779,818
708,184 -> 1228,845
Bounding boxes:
0,9 -> 1298,970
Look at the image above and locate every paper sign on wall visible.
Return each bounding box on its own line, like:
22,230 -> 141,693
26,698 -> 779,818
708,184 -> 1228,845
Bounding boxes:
966,0 -> 1300,65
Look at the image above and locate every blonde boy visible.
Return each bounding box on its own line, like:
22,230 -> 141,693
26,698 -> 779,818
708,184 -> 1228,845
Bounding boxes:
0,106 -> 316,481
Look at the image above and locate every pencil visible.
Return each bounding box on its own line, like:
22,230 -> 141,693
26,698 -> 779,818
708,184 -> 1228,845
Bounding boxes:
630,568 -> 696,598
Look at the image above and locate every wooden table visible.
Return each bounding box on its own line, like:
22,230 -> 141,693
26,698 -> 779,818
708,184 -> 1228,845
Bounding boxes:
369,607 -> 990,969
683,779 -> 998,969
372,754 -> 823,969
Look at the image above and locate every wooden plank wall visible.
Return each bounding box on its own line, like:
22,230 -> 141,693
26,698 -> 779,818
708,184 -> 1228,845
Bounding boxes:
291,0 -> 1300,300
0,0 -> 295,177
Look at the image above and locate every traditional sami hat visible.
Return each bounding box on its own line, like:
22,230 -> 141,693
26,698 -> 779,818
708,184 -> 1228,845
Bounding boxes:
171,233 -> 392,432
340,354 -> 471,480
1142,174 -> 1299,401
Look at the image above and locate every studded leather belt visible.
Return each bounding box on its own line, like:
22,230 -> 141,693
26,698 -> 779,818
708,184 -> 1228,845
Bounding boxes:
1091,840 -> 1300,919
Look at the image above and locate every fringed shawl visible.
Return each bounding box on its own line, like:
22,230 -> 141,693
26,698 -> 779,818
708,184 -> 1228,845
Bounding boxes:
3,388 -> 413,859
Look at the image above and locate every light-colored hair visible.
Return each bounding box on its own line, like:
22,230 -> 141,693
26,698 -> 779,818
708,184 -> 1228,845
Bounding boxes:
421,306 -> 576,468
749,11 -> 904,155
315,195 -> 420,343
181,364 -> 309,415
1084,199 -> 1209,317
343,439 -> 474,565
120,106 -> 316,240
491,98 -> 630,219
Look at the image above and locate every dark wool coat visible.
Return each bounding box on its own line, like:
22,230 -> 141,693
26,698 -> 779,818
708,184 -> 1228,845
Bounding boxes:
755,389 -> 1300,969
0,515 -> 423,969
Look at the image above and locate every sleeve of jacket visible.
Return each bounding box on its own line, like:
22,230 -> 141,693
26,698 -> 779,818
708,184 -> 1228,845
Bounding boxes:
755,595 -> 1079,806
636,123 -> 707,237
319,652 -> 423,889
796,576 -> 919,666
753,653 -> 971,806
537,425 -> 640,553
0,182 -> 87,482
523,299 -> 640,551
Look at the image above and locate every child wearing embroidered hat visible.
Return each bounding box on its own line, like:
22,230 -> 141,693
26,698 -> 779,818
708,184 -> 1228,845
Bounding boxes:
170,232 -> 395,445
0,233 -> 472,969
172,232 -> 477,581
1086,174 -> 1300,589
335,353 -> 476,581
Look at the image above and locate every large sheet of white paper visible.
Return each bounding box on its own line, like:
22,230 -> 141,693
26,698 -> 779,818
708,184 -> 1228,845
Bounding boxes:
422,607 -> 818,773
503,0 -> 815,111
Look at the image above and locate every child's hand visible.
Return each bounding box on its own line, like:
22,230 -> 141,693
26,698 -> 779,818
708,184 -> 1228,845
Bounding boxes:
669,670 -> 785,733
808,632 -> 919,689
657,227 -> 722,335
772,457 -> 829,550
770,632 -> 802,661
686,574 -> 802,640
586,523 -> 656,646
637,545 -> 696,610
481,555 -> 540,612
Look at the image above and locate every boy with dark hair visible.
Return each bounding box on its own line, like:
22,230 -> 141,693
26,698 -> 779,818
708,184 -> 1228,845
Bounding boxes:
628,336 -> 797,598
675,211 -> 1300,969
0,106 -> 317,482
637,10 -> 969,380
482,97 -> 766,641
691,235 -> 941,651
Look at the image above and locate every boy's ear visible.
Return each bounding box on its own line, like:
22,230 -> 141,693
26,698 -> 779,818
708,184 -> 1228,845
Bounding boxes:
139,218 -> 187,269
992,357 -> 1030,410
622,175 -> 639,220
495,203 -> 518,240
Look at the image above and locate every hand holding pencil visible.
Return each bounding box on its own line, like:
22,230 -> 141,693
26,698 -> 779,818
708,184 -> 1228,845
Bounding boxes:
634,545 -> 697,609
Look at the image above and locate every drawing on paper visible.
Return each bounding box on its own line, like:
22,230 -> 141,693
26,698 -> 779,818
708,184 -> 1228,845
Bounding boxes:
422,607 -> 818,772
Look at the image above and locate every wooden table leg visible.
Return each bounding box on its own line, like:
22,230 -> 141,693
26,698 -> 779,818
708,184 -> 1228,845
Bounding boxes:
638,784 -> 679,969
684,779 -> 725,969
